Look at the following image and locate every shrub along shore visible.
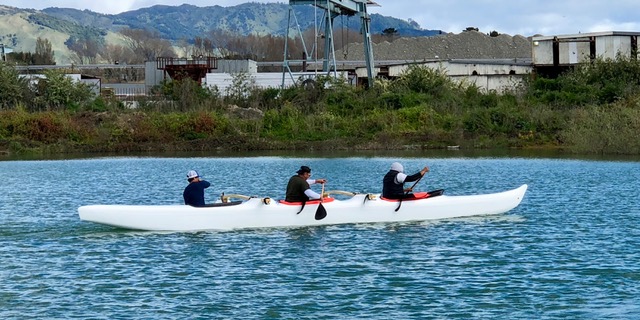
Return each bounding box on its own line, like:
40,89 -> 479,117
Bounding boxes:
1,57 -> 640,156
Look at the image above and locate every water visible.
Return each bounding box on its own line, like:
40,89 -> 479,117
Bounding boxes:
1,155 -> 639,319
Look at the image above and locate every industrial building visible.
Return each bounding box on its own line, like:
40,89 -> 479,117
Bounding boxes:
530,31 -> 640,78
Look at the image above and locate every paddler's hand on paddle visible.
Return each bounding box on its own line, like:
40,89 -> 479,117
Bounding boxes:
420,166 -> 429,176
319,180 -> 326,203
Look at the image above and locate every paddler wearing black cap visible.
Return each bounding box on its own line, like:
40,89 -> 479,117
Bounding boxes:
285,165 -> 327,202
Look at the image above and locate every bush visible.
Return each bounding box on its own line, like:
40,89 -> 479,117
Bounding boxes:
156,78 -> 217,111
29,70 -> 94,111
391,65 -> 455,97
526,56 -> 640,107
0,63 -> 30,109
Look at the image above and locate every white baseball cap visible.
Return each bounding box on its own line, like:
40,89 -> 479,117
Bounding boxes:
186,170 -> 199,179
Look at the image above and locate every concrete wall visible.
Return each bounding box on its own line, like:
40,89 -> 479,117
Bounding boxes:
212,60 -> 258,73
145,61 -> 166,87
451,75 -> 524,93
204,71 -> 347,95
532,31 -> 640,66
596,35 -> 635,59
365,60 -> 532,93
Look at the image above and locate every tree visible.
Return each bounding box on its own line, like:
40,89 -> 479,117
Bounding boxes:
34,37 -> 55,65
206,29 -> 238,58
68,37 -> 103,64
489,30 -> 500,37
177,38 -> 193,58
382,28 -> 398,36
120,28 -> 176,63
33,70 -> 93,111
101,44 -> 135,64
379,27 -> 399,43
193,36 -> 215,57
0,63 -> 30,109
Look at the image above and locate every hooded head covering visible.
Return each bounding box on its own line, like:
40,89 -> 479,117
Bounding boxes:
390,162 -> 403,172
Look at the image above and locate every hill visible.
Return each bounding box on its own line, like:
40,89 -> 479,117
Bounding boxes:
0,5 -> 125,64
41,3 -> 441,40
338,31 -> 532,61
0,3 -> 441,64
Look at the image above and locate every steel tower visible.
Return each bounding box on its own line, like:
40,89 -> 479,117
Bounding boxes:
283,0 -> 377,88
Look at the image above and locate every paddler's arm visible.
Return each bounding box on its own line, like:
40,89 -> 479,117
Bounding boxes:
304,189 -> 322,200
404,167 -> 429,183
307,178 -> 327,185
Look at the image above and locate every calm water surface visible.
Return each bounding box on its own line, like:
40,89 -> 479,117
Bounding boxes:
1,153 -> 639,319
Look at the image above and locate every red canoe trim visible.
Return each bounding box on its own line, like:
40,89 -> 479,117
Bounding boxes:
380,192 -> 429,202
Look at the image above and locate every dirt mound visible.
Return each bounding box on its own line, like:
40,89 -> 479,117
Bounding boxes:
338,31 -> 532,61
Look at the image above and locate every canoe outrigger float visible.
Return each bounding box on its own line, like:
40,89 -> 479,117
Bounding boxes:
77,184 -> 528,231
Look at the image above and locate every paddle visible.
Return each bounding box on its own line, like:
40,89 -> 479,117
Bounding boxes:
315,182 -> 327,220
395,174 -> 424,212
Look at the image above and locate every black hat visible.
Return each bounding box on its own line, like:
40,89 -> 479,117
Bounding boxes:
296,166 -> 311,174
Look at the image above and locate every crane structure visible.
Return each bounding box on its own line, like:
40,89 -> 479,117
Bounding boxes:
283,0 -> 378,88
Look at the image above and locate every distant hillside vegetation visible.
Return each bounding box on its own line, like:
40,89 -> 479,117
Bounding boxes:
1,3 -> 441,64
42,3 -> 441,40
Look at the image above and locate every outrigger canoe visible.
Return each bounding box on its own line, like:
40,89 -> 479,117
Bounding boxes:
78,184 -> 528,231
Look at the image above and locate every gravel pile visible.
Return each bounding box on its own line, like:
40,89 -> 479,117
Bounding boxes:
337,31 -> 532,61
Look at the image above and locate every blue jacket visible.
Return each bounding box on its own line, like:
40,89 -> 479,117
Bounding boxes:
183,180 -> 211,207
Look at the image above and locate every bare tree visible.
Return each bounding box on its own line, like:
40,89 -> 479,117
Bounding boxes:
177,38 -> 193,58
192,36 -> 215,57
207,29 -> 238,58
120,28 -> 176,62
68,38 -> 102,64
203,31 -> 303,62
101,44 -> 135,64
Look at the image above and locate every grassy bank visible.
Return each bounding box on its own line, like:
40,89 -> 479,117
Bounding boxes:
1,58 -> 640,156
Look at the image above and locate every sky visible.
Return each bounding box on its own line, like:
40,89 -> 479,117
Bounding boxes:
2,0 -> 640,37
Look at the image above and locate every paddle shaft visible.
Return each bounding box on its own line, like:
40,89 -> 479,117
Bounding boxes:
406,174 -> 424,193
396,173 -> 425,212
315,182 -> 327,220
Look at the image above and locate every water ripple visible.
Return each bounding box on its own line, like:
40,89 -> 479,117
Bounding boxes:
1,157 -> 640,319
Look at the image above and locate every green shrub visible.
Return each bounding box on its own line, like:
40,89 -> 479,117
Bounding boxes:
0,63 -> 30,109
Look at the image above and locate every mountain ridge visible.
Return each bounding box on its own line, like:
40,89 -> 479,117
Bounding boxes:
40,3 -> 441,40
0,3 -> 442,64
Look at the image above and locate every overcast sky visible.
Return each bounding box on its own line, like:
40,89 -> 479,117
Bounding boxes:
2,0 -> 640,37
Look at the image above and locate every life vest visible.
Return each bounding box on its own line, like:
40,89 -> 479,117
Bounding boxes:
382,170 -> 403,198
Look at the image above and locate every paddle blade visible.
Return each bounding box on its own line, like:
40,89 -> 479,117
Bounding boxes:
427,189 -> 445,198
315,203 -> 327,220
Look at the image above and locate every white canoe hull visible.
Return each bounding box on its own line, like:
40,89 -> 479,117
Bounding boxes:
78,185 -> 527,231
